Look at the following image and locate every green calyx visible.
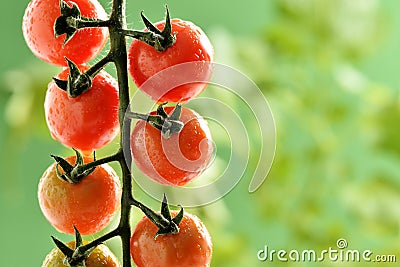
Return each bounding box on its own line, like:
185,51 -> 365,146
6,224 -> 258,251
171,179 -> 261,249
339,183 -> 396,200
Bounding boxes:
122,5 -> 176,52
53,58 -> 92,98
126,102 -> 184,138
141,6 -> 176,52
52,226 -> 96,267
51,149 -> 96,184
149,102 -> 184,138
54,0 -> 81,44
54,0 -> 106,45
143,194 -> 184,238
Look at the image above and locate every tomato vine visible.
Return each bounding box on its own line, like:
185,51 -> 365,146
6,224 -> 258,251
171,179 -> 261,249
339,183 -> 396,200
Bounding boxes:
23,0 -> 214,266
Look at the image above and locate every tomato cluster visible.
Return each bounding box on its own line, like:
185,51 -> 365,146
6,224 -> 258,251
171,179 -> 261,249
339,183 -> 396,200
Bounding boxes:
23,0 -> 214,266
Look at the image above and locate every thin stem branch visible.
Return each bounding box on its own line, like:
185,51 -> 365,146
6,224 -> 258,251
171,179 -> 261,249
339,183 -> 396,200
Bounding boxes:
85,53 -> 113,77
120,29 -> 163,44
125,111 -> 149,121
80,228 -> 120,252
128,197 -> 170,229
77,19 -> 110,29
77,150 -> 122,172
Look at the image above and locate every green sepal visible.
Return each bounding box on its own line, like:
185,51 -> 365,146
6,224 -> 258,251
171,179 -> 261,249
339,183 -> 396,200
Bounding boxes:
60,0 -> 81,18
146,115 -> 165,131
172,205 -> 184,225
162,6 -> 172,37
69,226 -> 96,267
141,11 -> 162,35
147,103 -> 184,138
50,149 -> 96,184
54,1 -> 82,45
51,227 -> 97,267
53,78 -> 68,91
74,148 -> 84,166
152,194 -> 184,239
162,119 -> 184,139
65,58 -> 92,98
51,154 -> 74,183
156,102 -> 169,118
52,58 -> 93,97
70,245 -> 95,267
160,193 -> 172,221
137,201 -> 170,229
155,222 -> 179,238
169,103 -> 182,120
139,5 -> 176,52
51,236 -> 74,258
160,103 -> 184,138
74,226 -> 83,247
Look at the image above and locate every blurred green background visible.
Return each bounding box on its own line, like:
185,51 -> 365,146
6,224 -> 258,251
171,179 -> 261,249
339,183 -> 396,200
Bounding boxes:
1,0 -> 400,266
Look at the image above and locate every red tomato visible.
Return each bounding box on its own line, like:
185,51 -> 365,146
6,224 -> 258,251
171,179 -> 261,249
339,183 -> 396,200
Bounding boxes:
130,211 -> 212,267
130,106 -> 213,186
22,0 -> 108,66
38,156 -> 121,235
45,67 -> 119,152
42,240 -> 120,267
128,19 -> 214,103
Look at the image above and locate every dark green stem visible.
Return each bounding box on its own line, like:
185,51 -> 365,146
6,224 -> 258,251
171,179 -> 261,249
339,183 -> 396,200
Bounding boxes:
109,0 -> 133,266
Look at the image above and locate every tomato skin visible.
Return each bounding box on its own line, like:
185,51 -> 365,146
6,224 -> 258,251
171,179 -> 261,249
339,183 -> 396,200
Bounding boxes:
128,19 -> 214,103
38,156 -> 121,235
45,67 -> 119,152
42,240 -> 120,267
22,0 -> 108,66
130,211 -> 212,267
130,106 -> 213,186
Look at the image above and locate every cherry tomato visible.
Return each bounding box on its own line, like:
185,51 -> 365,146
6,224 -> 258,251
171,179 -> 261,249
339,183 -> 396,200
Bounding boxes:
38,156 -> 121,235
130,106 -> 213,186
45,67 -> 119,153
42,240 -> 120,267
22,0 -> 108,66
128,19 -> 214,103
130,211 -> 212,267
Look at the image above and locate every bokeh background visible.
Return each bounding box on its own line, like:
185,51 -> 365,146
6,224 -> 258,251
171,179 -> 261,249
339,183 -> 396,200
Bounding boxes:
1,0 -> 400,266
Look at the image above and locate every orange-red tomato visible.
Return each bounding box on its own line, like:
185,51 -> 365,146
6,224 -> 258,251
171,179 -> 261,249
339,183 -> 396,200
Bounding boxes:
128,19 -> 213,103
130,106 -> 214,186
45,67 -> 119,153
42,240 -> 120,267
130,211 -> 212,267
38,156 -> 121,235
22,0 -> 108,66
